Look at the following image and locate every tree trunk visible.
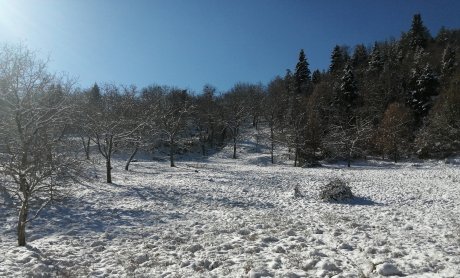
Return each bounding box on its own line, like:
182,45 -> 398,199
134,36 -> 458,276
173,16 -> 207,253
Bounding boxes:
219,130 -> 224,147
170,137 -> 175,167
125,146 -> 139,171
104,135 -> 113,183
294,147 -> 298,167
106,157 -> 112,183
232,136 -> 237,159
393,139 -> 398,163
270,125 -> 274,164
201,143 -> 206,156
210,128 -> 215,148
86,137 -> 90,160
200,132 -> 207,156
347,154 -> 351,167
17,199 -> 28,246
81,136 -> 91,160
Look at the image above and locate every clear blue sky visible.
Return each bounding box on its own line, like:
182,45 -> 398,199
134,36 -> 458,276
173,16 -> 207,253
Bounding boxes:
1,0 -> 459,93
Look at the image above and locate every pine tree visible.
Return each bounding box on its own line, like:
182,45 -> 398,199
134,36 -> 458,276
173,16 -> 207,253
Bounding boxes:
284,69 -> 294,94
88,83 -> 102,110
352,44 -> 368,68
408,13 -> 431,50
294,49 -> 311,95
311,69 -> 322,85
339,64 -> 358,109
415,75 -> 460,157
329,45 -> 345,74
368,43 -> 384,74
408,63 -> 439,120
435,26 -> 450,46
441,45 -> 457,81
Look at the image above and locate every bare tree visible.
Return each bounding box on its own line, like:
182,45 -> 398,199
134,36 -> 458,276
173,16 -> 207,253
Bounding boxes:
263,77 -> 289,163
77,83 -> 103,160
326,116 -> 373,167
0,44 -> 79,246
193,84 -> 220,156
153,87 -> 193,167
286,110 -> 308,167
222,84 -> 249,159
376,102 -> 413,162
85,84 -> 145,182
245,83 -> 265,129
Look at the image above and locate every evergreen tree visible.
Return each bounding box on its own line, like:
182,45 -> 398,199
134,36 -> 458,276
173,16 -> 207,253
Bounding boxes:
368,43 -> 384,74
339,63 -> 359,110
408,63 -> 439,120
415,75 -> 460,157
441,45 -> 457,81
311,69 -> 322,85
414,46 -> 427,63
284,69 -> 294,91
435,26 -> 450,46
88,83 -> 102,110
329,45 -> 345,74
408,13 -> 431,50
294,49 -> 311,95
352,44 -> 368,68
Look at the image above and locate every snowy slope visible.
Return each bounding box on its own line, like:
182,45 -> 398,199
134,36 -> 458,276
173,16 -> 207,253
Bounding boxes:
1,143 -> 460,277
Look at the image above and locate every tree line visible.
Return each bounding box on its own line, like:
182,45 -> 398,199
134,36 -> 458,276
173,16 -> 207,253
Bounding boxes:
0,14 -> 459,246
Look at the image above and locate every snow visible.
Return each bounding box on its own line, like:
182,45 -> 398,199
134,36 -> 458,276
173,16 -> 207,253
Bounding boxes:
1,140 -> 460,277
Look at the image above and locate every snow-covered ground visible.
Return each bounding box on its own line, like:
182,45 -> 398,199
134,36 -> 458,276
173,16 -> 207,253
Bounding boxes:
1,142 -> 460,277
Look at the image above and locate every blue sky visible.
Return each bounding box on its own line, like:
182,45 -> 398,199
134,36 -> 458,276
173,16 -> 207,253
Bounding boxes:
1,0 -> 459,93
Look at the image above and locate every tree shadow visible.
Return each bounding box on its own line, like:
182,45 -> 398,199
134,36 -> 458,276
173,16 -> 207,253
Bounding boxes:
119,184 -> 275,210
27,194 -> 185,240
328,196 -> 382,206
321,159 -> 406,170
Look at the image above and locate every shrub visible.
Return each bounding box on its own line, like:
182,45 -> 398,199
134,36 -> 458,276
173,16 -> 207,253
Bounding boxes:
320,179 -> 354,202
294,184 -> 304,198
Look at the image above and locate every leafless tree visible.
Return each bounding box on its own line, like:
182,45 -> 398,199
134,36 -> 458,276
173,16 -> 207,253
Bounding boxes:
263,77 -> 289,163
74,83 -> 103,160
222,84 -> 249,159
326,116 -> 373,167
193,84 -> 220,156
85,84 -> 145,182
153,87 -> 193,167
376,102 -> 413,162
0,44 -> 80,246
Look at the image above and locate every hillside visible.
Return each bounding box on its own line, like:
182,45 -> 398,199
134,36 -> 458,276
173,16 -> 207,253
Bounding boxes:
1,140 -> 459,277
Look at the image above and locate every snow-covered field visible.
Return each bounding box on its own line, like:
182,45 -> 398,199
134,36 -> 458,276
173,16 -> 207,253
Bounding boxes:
1,143 -> 460,277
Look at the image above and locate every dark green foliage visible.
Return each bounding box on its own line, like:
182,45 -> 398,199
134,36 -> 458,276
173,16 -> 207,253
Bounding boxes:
284,69 -> 295,94
294,49 -> 311,95
339,64 -> 358,109
367,43 -> 384,74
352,44 -> 368,68
441,45 -> 457,81
408,13 -> 431,50
407,64 -> 439,120
329,45 -> 346,74
311,69 -> 322,85
415,75 -> 460,157
87,83 -> 102,109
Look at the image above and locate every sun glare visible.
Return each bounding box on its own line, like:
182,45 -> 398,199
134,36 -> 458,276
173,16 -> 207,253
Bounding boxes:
0,1 -> 30,40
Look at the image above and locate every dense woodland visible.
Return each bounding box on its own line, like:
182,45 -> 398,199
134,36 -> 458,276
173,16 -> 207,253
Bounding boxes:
0,14 -> 459,245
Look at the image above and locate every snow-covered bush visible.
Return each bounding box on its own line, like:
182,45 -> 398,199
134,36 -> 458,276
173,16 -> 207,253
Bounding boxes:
320,179 -> 354,202
294,184 -> 304,198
